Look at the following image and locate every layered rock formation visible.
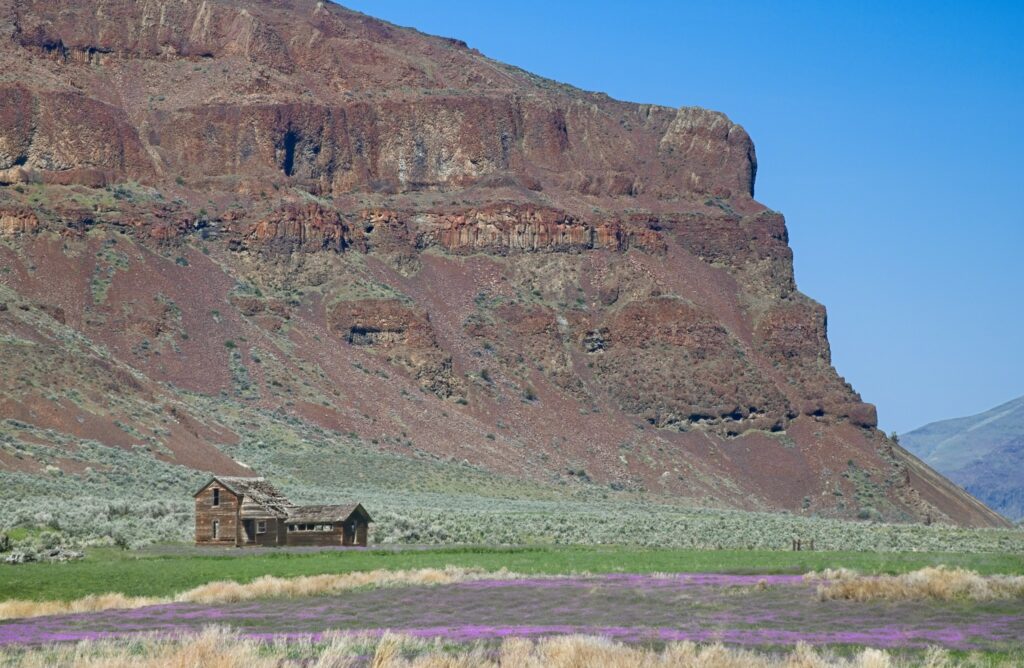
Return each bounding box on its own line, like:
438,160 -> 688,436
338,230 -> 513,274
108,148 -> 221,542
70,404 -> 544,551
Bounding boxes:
0,0 -> 1008,527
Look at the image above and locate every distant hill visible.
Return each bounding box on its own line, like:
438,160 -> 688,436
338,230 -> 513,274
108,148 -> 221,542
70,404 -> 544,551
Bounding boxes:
902,396 -> 1024,520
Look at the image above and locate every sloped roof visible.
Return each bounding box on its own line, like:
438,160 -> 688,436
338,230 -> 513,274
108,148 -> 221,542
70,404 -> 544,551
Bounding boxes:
196,476 -> 294,518
195,476 -> 370,522
286,503 -> 372,524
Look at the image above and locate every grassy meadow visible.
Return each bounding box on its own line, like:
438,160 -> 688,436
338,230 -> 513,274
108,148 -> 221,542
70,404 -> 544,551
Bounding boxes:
1,567 -> 1023,665
2,544 -> 1023,603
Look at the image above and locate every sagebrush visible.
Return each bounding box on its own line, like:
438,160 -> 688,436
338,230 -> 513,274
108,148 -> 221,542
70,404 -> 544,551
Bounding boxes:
2,420 -> 1023,555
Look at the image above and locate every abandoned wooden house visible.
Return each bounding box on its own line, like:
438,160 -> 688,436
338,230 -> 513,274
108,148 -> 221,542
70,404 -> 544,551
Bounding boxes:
194,476 -> 372,547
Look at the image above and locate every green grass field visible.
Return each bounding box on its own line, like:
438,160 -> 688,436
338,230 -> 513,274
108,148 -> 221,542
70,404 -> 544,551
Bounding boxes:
2,544 -> 1023,602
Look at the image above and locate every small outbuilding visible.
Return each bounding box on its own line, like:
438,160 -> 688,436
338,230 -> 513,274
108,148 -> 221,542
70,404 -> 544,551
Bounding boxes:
194,476 -> 372,547
283,504 -> 372,547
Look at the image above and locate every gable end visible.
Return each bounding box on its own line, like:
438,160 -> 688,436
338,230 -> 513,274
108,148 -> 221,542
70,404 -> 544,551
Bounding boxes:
193,477 -> 241,499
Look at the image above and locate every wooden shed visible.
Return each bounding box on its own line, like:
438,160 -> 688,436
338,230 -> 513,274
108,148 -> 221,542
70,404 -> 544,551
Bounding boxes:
284,504 -> 373,547
194,476 -> 372,547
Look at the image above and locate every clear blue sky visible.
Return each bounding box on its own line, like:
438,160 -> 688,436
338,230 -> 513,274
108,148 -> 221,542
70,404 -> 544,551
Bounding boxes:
341,1 -> 1024,433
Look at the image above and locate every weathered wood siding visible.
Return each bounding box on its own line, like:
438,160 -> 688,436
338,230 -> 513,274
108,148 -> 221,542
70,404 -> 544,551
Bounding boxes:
284,524 -> 345,547
354,523 -> 368,546
195,483 -> 240,546
251,519 -> 284,547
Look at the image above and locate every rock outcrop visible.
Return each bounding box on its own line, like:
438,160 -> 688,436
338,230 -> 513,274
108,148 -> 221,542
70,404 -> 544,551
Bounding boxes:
0,209 -> 39,236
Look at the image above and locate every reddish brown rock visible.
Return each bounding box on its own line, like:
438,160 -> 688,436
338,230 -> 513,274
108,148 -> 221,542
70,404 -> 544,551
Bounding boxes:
230,295 -> 265,317
238,204 -> 354,253
755,301 -> 830,363
0,85 -> 34,170
329,299 -> 435,349
0,0 -> 756,200
0,84 -> 153,182
0,210 -> 40,236
328,298 -> 458,398
38,303 -> 66,325
852,403 -> 880,429
658,107 -> 757,197
591,297 -> 791,430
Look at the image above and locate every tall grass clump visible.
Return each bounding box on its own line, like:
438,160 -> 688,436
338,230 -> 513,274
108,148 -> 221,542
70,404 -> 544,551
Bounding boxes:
0,627 -> 978,667
813,566 -> 1024,601
0,593 -> 162,621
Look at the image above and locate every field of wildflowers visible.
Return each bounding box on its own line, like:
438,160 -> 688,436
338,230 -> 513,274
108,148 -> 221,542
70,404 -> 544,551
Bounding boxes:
0,572 -> 1020,654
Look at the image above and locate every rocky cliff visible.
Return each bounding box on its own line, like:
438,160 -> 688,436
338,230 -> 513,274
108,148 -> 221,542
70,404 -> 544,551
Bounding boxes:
0,0 -> 1008,527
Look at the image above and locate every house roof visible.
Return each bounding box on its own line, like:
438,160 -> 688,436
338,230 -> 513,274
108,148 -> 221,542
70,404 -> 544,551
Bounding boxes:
286,503 -> 372,524
194,476 -> 370,523
195,476 -> 294,518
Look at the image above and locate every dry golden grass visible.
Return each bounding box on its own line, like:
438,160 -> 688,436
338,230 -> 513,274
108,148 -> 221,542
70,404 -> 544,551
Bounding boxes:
811,566 -> 1024,602
0,567 -> 523,620
0,593 -> 162,620
0,627 -> 987,668
176,565 -> 522,604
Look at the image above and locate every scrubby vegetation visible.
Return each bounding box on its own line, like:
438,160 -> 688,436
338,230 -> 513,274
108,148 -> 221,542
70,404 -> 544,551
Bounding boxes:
813,566 -> 1024,602
3,424 -> 1024,558
0,627 -> 1016,668
0,438 -> 207,555
2,404 -> 1023,559
363,501 -> 1024,553
4,464 -> 1024,556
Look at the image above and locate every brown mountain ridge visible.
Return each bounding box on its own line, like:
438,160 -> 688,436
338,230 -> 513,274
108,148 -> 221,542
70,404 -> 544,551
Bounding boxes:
0,0 -> 1007,527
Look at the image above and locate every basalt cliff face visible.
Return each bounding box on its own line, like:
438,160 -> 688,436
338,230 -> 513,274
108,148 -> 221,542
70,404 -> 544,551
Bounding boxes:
0,0 -> 1007,527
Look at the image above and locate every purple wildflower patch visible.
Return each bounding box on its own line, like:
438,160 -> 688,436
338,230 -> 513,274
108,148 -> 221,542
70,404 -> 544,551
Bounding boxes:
1,574 -> 1021,651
